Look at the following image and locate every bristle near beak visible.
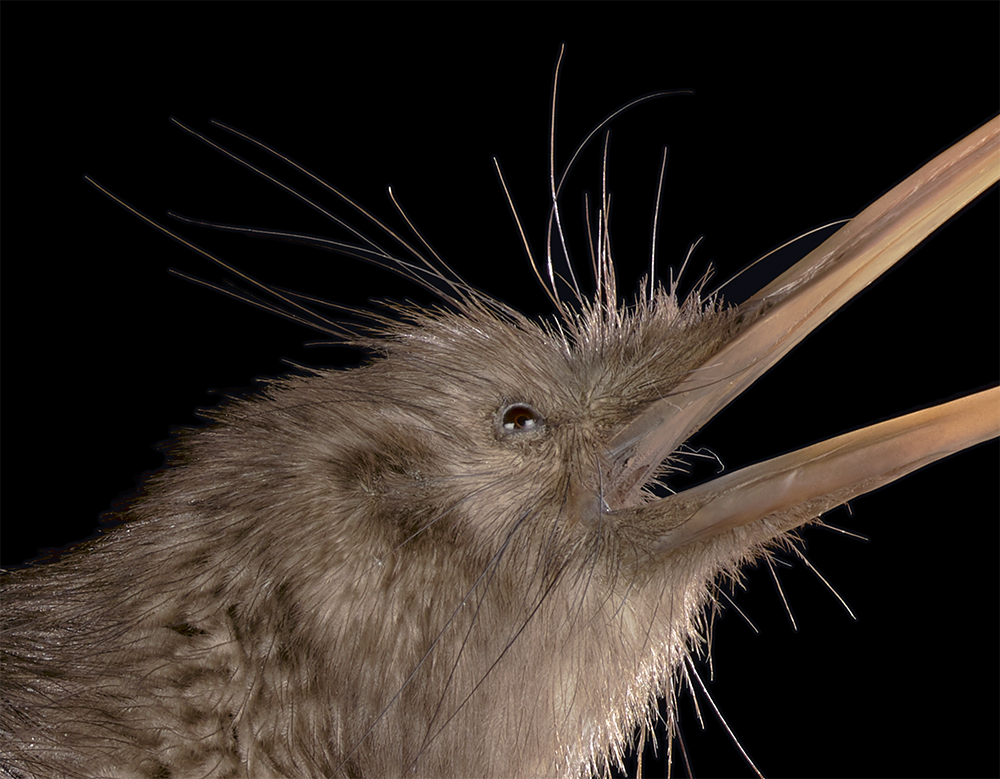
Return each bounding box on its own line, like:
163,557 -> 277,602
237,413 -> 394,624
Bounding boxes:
607,116 -> 999,543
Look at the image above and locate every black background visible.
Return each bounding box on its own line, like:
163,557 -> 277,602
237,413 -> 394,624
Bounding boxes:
4,5 -> 998,778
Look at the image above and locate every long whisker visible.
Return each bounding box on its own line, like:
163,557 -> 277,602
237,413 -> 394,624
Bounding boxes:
684,655 -> 764,779
649,145 -> 670,305
176,118 -> 480,307
790,545 -> 857,621
84,177 -> 351,340
765,555 -> 798,633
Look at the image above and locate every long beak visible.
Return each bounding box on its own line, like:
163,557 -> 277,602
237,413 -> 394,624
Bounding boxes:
607,115 -> 999,544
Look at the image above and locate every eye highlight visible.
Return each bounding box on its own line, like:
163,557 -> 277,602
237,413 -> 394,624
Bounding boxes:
500,403 -> 543,434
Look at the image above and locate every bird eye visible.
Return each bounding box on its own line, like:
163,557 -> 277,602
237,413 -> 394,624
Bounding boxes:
500,403 -> 543,434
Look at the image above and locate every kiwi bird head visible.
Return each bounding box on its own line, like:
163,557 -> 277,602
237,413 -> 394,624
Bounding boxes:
26,49 -> 997,778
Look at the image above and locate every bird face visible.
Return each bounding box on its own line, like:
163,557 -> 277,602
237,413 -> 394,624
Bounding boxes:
8,41 -> 995,778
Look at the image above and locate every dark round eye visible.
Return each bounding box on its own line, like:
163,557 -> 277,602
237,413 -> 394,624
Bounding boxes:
500,403 -> 543,433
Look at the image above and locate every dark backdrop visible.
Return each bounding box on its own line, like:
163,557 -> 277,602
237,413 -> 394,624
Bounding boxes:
4,5 -> 997,778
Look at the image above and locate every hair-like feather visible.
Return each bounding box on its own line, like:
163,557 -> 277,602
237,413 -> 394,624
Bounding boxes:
9,33 -> 1000,771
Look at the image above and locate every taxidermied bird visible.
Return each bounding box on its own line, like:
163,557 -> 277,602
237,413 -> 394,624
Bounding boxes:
2,47 -> 997,778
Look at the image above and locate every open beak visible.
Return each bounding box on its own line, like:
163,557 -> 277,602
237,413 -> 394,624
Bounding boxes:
607,115 -> 999,547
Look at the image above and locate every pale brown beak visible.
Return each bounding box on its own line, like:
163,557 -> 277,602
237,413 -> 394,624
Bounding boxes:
608,116 -> 999,545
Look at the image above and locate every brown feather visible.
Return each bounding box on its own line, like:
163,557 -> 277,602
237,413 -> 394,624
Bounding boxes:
3,24 -> 998,779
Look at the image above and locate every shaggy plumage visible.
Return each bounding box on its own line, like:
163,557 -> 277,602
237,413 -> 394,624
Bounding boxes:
3,54 -> 996,778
